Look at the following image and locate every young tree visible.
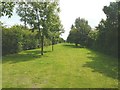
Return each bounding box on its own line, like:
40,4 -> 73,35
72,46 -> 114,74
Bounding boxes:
16,1 -> 62,55
41,1 -> 64,51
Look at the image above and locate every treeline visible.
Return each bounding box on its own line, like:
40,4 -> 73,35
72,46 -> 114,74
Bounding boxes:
67,2 -> 118,57
1,1 -> 65,55
2,25 -> 64,55
2,25 -> 38,55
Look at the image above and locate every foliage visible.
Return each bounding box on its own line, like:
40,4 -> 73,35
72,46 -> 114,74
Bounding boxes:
16,2 -> 29,28
87,30 -> 99,48
95,2 -> 118,57
2,27 -> 22,55
2,25 -> 63,55
67,1 -> 118,57
0,2 -> 15,18
16,1 -> 63,54
1,1 -> 63,55
57,37 -> 65,43
67,25 -> 80,46
67,18 -> 91,46
2,25 -> 38,55
22,30 -> 38,50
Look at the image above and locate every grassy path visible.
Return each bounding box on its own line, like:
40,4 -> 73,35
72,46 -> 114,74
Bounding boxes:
2,43 -> 118,88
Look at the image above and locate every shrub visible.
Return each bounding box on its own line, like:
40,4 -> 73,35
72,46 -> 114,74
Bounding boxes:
2,27 -> 23,55
2,26 -> 38,55
22,30 -> 38,50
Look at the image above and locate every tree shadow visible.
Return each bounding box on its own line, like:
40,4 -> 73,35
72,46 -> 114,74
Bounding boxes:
2,49 -> 51,64
83,50 -> 118,79
64,44 -> 118,79
63,44 -> 84,48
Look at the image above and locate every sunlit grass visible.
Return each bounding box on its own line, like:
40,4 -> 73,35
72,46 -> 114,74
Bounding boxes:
2,43 -> 118,88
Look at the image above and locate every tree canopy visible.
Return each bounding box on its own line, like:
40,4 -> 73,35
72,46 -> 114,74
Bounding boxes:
1,0 -> 64,55
67,17 -> 91,46
67,1 -> 118,57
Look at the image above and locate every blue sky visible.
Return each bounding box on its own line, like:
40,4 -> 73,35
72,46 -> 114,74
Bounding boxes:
0,0 -> 115,40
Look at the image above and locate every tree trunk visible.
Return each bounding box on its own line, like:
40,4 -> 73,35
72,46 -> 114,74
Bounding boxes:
38,28 -> 41,48
52,44 -> 53,51
52,37 -> 54,51
75,43 -> 78,46
36,8 -> 42,55
24,20 -> 27,28
41,34 -> 44,55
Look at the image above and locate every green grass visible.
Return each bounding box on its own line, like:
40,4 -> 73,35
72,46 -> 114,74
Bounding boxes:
2,43 -> 118,88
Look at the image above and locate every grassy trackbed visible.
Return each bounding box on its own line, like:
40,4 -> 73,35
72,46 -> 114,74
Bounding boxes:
2,43 -> 118,88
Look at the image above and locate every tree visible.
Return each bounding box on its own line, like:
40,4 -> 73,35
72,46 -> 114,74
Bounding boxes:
16,1 -> 62,55
2,25 -> 38,55
87,29 -> 99,48
67,25 -> 80,46
95,2 -> 118,57
38,1 -> 64,51
67,17 -> 91,46
47,14 -> 64,51
16,2 -> 29,28
0,2 -> 15,18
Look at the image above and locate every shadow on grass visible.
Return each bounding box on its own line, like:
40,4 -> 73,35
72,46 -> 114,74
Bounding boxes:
83,50 -> 118,79
64,44 -> 118,79
63,44 -> 118,79
2,49 -> 51,64
63,44 -> 84,48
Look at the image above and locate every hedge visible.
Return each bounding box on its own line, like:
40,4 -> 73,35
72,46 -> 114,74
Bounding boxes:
2,26 -> 38,55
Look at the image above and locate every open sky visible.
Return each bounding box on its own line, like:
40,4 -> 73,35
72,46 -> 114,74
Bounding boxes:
0,0 -> 115,40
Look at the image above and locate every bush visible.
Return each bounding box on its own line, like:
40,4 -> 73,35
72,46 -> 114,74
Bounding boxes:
22,30 -> 38,50
2,27 -> 23,55
2,26 -> 38,55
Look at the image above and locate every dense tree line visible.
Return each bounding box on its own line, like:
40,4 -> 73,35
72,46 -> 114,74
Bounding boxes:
2,25 -> 37,55
95,2 -> 118,57
67,1 -> 118,57
1,0 -> 64,55
2,25 -> 64,55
